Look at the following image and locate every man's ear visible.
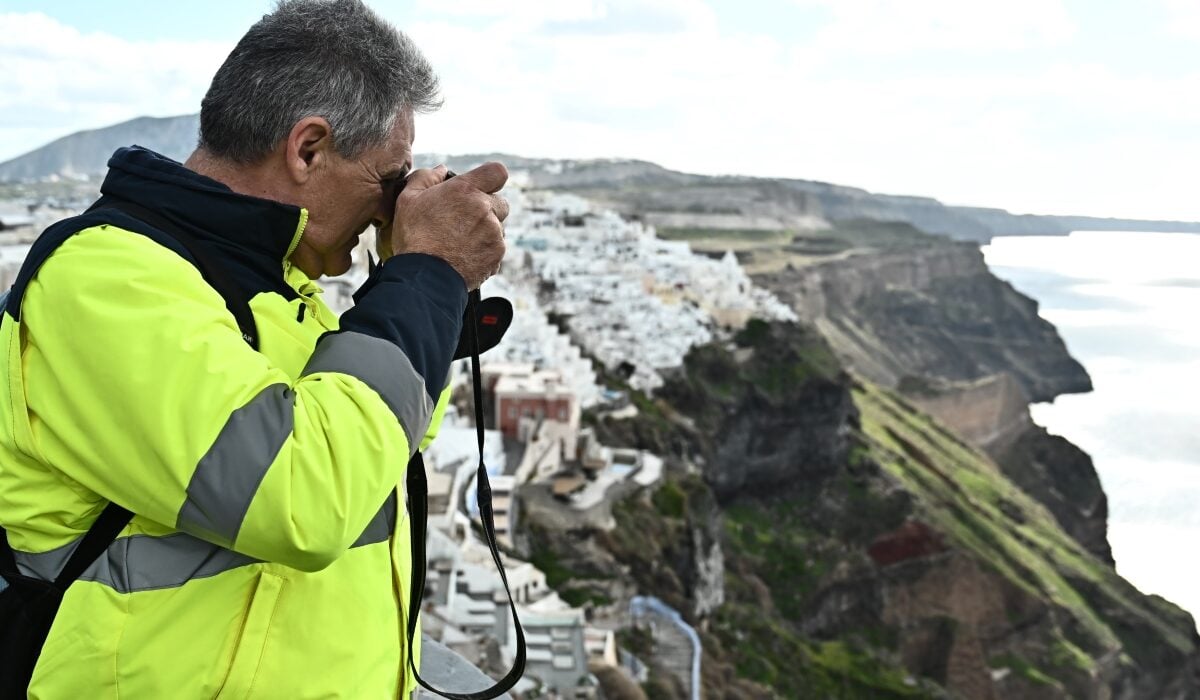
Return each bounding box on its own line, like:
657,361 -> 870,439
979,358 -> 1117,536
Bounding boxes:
284,116 -> 334,185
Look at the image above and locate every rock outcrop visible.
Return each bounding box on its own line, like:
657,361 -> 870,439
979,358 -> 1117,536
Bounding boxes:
521,472 -> 727,623
657,321 -> 855,501
899,373 -> 1034,449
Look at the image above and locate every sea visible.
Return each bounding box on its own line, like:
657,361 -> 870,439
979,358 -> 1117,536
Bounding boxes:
982,231 -> 1200,625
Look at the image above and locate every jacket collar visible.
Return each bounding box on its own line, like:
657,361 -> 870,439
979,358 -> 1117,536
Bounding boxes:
99,146 -> 306,265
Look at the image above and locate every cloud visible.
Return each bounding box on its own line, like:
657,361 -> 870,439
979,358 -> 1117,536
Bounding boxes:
541,0 -> 717,35
793,0 -> 1077,54
1162,0 -> 1200,39
409,0 -> 715,33
411,0 -> 605,23
379,1 -> 1200,220
0,12 -> 230,160
2,3 -> 1199,220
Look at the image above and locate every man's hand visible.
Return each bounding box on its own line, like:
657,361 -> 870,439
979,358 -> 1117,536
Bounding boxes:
387,162 -> 509,291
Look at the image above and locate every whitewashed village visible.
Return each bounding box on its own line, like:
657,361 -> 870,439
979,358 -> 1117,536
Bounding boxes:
0,169 -> 797,698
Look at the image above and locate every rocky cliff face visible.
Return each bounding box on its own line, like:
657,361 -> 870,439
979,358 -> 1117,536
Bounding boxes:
656,321 -> 855,501
836,381 -> 1199,699
748,227 -> 1113,569
989,425 -> 1113,565
900,373 -> 1033,448
754,238 -> 1092,403
578,322 -> 1199,699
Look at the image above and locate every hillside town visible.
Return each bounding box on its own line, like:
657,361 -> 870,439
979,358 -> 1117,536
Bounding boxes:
0,172 -> 797,697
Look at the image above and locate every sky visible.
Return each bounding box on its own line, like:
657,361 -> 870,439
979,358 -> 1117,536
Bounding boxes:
1,0 -> 1199,220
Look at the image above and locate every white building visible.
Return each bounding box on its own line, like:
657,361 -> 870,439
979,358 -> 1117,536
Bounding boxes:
522,610 -> 593,692
495,187 -> 794,393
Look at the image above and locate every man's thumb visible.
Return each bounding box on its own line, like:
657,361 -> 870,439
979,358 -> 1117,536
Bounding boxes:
455,161 -> 508,195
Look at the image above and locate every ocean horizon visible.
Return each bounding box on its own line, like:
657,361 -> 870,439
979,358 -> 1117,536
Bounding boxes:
983,230 -> 1200,625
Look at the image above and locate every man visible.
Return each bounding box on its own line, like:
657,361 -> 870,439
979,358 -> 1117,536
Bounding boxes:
0,0 -> 504,696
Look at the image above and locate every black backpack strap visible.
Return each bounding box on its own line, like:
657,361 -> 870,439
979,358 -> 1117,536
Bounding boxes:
86,197 -> 259,350
0,523 -> 19,582
406,289 -> 526,699
0,504 -> 132,588
52,503 -> 133,590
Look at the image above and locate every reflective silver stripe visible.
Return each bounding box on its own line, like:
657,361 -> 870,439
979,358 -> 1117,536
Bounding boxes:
302,331 -> 433,455
12,513 -> 392,594
79,533 -> 260,593
352,493 -> 397,548
176,384 -> 295,547
14,532 -> 259,594
13,536 -> 80,581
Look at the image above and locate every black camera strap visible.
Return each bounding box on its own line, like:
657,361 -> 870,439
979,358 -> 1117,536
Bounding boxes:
405,289 -> 526,699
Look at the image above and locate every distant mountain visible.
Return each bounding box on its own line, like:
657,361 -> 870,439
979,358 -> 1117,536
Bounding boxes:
6,115 -> 1200,241
0,115 -> 199,182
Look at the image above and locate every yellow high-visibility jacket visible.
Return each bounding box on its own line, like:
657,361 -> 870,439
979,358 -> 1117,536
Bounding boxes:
0,147 -> 463,698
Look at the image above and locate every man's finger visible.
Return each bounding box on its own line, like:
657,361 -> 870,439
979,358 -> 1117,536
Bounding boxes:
491,194 -> 510,222
455,161 -> 508,195
375,222 -> 392,259
400,164 -> 449,196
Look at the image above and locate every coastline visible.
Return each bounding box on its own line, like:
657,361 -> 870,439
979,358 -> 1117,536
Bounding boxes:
983,230 -> 1200,625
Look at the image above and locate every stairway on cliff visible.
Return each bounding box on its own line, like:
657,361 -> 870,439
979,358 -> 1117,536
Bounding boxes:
641,613 -> 696,698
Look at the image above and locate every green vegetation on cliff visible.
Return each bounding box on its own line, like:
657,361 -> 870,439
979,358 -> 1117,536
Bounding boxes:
714,496 -> 934,698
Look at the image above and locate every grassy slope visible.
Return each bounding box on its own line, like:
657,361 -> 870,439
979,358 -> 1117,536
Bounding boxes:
853,378 -> 1195,681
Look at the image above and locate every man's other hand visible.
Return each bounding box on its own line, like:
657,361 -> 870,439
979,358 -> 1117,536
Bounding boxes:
392,162 -> 509,291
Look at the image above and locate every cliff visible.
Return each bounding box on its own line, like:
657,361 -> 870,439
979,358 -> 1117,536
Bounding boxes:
749,224 -> 1091,403
744,223 -> 1114,569
566,322 -> 1200,698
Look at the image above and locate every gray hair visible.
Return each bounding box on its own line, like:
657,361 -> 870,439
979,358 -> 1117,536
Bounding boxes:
198,0 -> 440,163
